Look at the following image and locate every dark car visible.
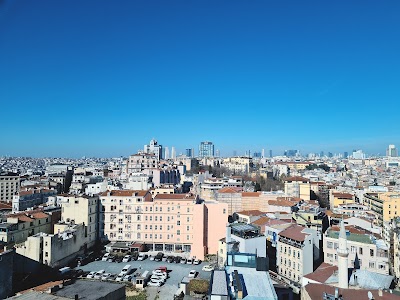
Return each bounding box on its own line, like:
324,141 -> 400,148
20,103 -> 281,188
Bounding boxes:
154,252 -> 164,262
166,256 -> 175,263
107,255 -> 116,262
174,256 -> 182,263
131,251 -> 139,261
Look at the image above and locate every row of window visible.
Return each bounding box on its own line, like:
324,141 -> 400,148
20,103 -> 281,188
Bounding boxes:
108,232 -> 191,240
109,214 -> 191,223
107,203 -> 191,212
280,246 -> 301,259
327,242 -> 376,257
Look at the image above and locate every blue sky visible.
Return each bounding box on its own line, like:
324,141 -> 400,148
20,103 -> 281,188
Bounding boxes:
1,0 -> 399,157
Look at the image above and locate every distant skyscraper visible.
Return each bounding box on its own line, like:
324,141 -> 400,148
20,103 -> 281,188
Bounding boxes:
328,152 -> 333,158
269,150 -> 272,158
165,147 -> 170,159
320,151 -> 324,157
233,150 -> 237,157
253,152 -> 261,158
387,145 -> 398,157
216,149 -> 220,157
171,147 -> 176,159
185,148 -> 192,157
199,141 -> 214,157
261,149 -> 265,158
343,151 -> 348,159
144,139 -> 163,160
352,150 -> 365,159
285,150 -> 298,157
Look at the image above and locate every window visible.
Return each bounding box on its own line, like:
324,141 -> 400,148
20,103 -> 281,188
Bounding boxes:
369,262 -> 375,268
45,252 -> 48,257
137,215 -> 141,221
145,216 -> 148,221
187,235 -> 190,240
160,225 -> 162,230
137,233 -> 141,239
223,209 -> 226,214
187,226 -> 189,231
145,234 -> 148,239
145,225 -> 148,230
118,228 -> 123,234
150,216 -> 152,221
187,217 -> 190,222
177,230 -> 180,235
155,216 -> 158,221
370,249 -> 374,257
351,246 -> 356,253
177,221 -> 180,226
327,242 -> 333,249
137,224 -> 141,230
160,216 -> 162,221
155,225 -> 157,230
359,247 -> 363,255
187,207 -> 190,212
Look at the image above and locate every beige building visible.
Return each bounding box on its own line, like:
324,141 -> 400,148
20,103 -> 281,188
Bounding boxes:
58,194 -> 99,248
0,172 -> 20,203
329,191 -> 355,209
284,177 -> 310,201
216,187 -> 243,215
127,153 -> 158,174
200,176 -> 243,200
16,222 -> 88,267
0,210 -> 53,246
100,190 -> 228,259
277,225 -> 319,290
364,192 -> 400,226
222,157 -> 252,173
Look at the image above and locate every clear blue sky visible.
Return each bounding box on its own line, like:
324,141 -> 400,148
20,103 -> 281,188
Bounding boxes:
1,0 -> 399,157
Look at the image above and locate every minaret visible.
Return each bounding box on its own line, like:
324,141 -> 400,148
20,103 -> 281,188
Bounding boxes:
337,220 -> 349,288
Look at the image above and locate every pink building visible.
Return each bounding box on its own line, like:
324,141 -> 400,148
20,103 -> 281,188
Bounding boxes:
100,190 -> 228,259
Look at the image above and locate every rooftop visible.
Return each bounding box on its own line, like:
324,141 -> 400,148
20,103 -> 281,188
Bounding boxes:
210,270 -> 228,296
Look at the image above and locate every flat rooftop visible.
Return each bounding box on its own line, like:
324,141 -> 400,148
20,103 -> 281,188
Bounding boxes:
211,270 -> 228,296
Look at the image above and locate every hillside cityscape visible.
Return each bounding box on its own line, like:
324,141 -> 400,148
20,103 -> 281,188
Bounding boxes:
1,140 -> 400,299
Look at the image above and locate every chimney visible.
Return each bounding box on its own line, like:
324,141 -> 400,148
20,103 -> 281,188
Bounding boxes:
226,224 -> 231,244
378,289 -> 383,297
334,288 -> 339,299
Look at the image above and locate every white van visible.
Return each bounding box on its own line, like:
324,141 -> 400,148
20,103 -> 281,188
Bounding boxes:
119,264 -> 132,276
58,267 -> 71,275
101,253 -> 111,261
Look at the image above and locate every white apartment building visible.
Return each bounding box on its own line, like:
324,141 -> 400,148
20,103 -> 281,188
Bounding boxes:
277,224 -> 319,288
127,153 -> 158,174
323,225 -> 390,275
200,176 -> 243,200
0,172 -> 20,202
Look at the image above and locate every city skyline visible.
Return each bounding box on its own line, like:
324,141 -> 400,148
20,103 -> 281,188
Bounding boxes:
1,1 -> 399,157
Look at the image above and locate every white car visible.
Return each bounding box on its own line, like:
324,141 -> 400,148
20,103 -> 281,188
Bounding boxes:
152,269 -> 167,276
137,253 -> 147,261
122,255 -> 131,262
115,274 -> 125,282
149,255 -> 155,261
151,274 -> 166,282
101,273 -> 112,280
187,258 -> 193,264
193,258 -> 201,265
188,270 -> 197,278
86,271 -> 96,279
202,265 -> 214,272
94,270 -> 105,279
101,253 -> 111,261
147,279 -> 163,287
123,275 -> 133,282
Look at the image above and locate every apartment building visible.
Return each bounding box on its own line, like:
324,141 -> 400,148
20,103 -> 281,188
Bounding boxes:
364,192 -> 400,225
329,191 -> 356,209
200,176 -> 243,200
16,222 -> 87,267
127,153 -> 158,174
277,225 -> 319,289
58,195 -> 99,248
215,187 -> 243,215
323,225 -> 390,275
0,172 -> 20,202
284,177 -> 310,201
222,156 -> 253,173
100,190 -> 228,259
12,188 -> 57,212
0,210 -> 53,246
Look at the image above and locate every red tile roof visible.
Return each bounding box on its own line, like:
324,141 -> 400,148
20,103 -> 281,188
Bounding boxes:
218,187 -> 242,194
279,225 -> 308,242
241,192 -> 261,197
251,216 -> 270,227
303,262 -> 338,282
285,176 -> 310,182
100,190 -> 149,197
236,210 -> 265,216
154,194 -> 195,200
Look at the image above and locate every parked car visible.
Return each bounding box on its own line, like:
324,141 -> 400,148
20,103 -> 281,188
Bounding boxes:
174,256 -> 182,263
137,253 -> 147,261
180,258 -> 187,264
166,256 -> 175,263
123,274 -> 134,282
115,256 -> 123,263
155,252 -> 164,262
152,270 -> 167,278
122,255 -> 131,262
147,279 -> 163,287
94,270 -> 105,279
151,274 -> 166,282
149,255 -> 155,261
131,252 -> 139,261
119,265 -> 132,276
202,265 -> 214,272
193,258 -> 201,265
107,255 -> 116,262
101,273 -> 112,281
101,253 -> 111,261
188,270 -> 197,278
86,271 -> 96,279
115,274 -> 124,282
187,257 -> 193,264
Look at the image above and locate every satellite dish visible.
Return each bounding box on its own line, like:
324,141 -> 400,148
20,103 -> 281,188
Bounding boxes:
368,291 -> 374,300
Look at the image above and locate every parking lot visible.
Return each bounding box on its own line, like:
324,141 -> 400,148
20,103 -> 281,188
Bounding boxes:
76,254 -> 212,299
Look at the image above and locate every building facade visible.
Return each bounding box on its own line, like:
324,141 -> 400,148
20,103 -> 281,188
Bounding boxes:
0,172 -> 20,203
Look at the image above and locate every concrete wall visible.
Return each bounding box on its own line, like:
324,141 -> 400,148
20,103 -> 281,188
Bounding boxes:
0,249 -> 14,299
